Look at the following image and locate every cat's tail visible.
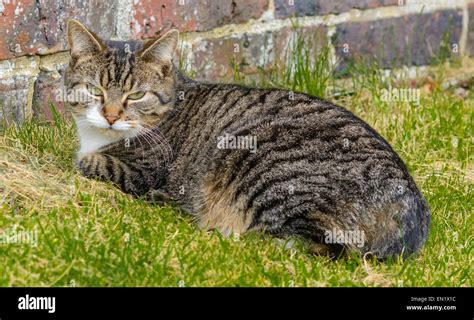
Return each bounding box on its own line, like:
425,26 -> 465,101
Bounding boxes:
366,188 -> 430,260
269,185 -> 430,260
328,187 -> 431,260
280,187 -> 430,260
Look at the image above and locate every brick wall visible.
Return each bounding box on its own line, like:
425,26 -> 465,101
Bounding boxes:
0,0 -> 472,122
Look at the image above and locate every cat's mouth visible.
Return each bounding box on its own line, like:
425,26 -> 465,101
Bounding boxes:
92,121 -> 140,140
88,117 -> 134,132
104,121 -> 137,132
82,108 -> 139,134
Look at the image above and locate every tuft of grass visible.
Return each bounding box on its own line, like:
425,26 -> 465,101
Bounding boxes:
266,30 -> 336,99
233,28 -> 337,99
0,43 -> 472,287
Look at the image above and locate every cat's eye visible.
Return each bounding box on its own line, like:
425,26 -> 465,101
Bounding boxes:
127,91 -> 146,100
86,84 -> 103,96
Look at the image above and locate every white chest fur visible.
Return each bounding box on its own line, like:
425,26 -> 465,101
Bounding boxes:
76,126 -> 123,153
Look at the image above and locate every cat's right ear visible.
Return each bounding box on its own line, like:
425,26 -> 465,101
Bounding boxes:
67,19 -> 105,59
138,29 -> 179,77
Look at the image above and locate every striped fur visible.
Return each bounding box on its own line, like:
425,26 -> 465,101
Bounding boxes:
65,20 -> 430,259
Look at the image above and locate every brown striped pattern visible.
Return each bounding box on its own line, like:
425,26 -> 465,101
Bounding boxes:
66,30 -> 430,259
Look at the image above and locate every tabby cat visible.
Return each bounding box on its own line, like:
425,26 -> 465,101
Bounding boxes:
65,19 -> 430,259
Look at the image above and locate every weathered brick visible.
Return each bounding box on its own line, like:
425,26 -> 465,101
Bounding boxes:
0,0 -> 117,60
467,3 -> 474,56
33,52 -> 70,120
274,0 -> 398,18
131,0 -> 268,38
274,25 -> 327,62
191,25 -> 328,81
0,56 -> 39,123
0,76 -> 32,122
332,10 -> 463,73
191,31 -> 274,80
32,71 -> 64,120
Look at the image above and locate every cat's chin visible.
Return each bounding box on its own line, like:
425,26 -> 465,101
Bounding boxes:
77,125 -> 134,153
95,127 -> 130,138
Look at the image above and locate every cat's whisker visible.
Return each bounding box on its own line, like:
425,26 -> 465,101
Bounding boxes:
142,130 -> 173,162
139,126 -> 174,165
142,133 -> 171,167
134,125 -> 165,160
112,121 -> 134,131
137,134 -> 165,169
135,125 -> 173,167
74,119 -> 93,129
139,123 -> 174,158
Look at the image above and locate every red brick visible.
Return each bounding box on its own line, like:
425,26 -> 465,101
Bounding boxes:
131,0 -> 269,38
333,10 -> 463,73
274,25 -> 327,62
33,71 -> 66,120
0,0 -> 117,60
192,32 -> 273,80
191,26 -> 328,81
274,0 -> 398,18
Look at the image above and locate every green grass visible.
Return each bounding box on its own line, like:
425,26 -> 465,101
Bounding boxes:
0,46 -> 473,287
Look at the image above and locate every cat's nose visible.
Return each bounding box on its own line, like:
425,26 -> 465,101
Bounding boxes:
102,103 -> 123,125
104,114 -> 120,125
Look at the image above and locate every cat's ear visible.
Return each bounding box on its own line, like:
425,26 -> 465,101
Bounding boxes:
67,19 -> 105,58
138,29 -> 179,77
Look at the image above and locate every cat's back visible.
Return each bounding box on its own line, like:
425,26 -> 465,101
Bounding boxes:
170,82 -> 408,185
164,82 -> 429,258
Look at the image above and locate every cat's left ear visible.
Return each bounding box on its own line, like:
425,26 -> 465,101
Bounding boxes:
138,29 -> 179,77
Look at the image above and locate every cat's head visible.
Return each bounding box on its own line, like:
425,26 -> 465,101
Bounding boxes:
65,19 -> 179,151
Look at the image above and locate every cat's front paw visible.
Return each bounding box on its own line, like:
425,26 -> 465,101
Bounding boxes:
76,153 -> 100,179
